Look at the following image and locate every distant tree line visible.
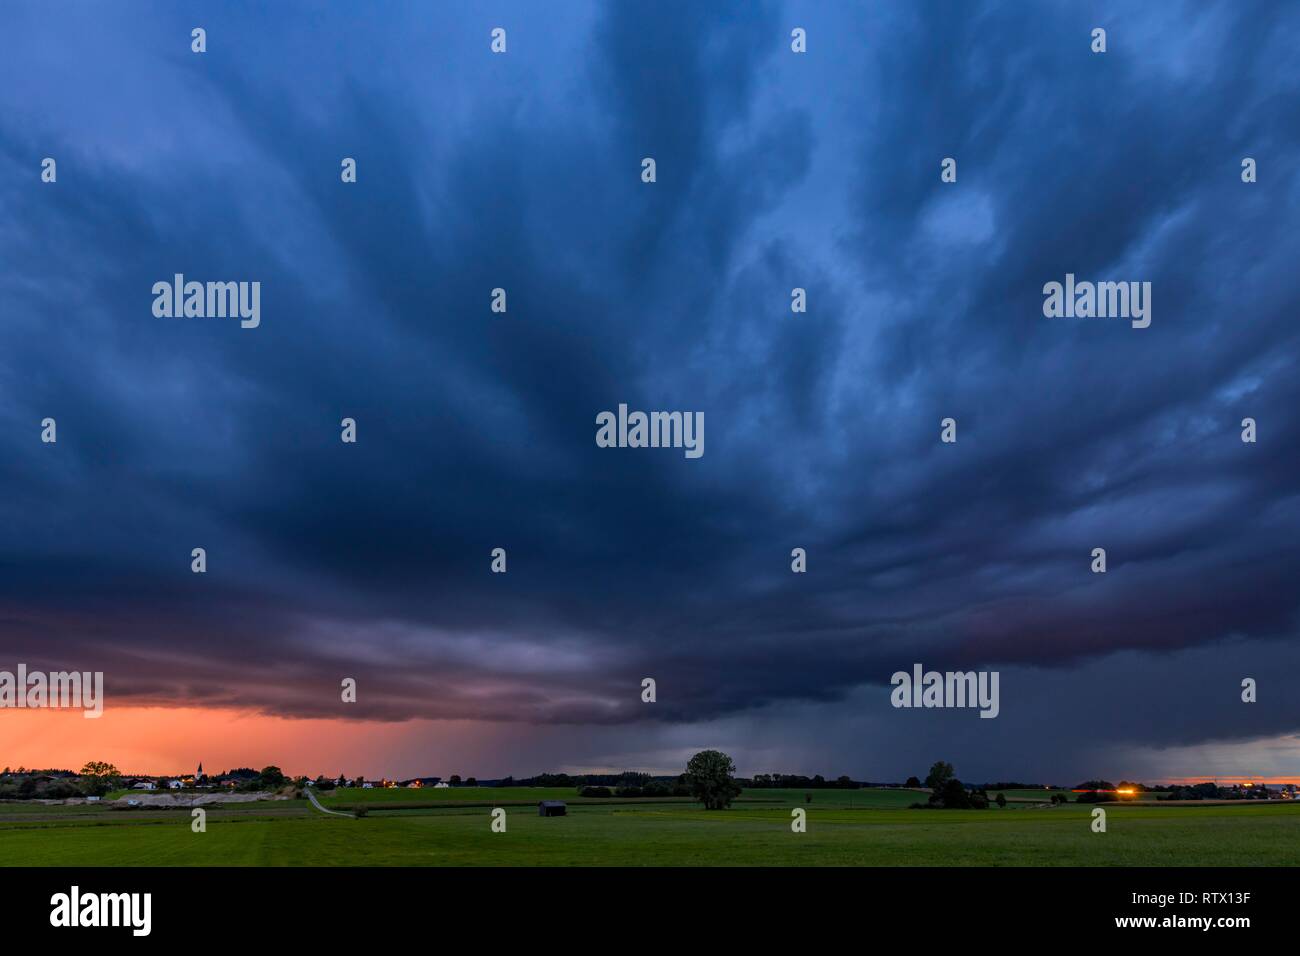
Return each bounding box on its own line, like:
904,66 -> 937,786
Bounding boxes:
0,767 -> 84,801
910,762 -> 992,810
976,781 -> 1061,791
743,774 -> 861,789
570,772 -> 692,799
580,752 -> 745,808
511,770 -> 872,794
5,759 -> 1281,806
1160,782 -> 1272,801
0,763 -> 294,801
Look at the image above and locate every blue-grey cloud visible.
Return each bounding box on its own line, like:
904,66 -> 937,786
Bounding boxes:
1,0 -> 1298,778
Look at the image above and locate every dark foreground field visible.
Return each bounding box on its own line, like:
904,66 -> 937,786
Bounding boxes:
3,788 -> 1297,866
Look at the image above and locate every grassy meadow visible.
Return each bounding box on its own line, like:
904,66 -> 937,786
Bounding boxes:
3,786 -> 1296,866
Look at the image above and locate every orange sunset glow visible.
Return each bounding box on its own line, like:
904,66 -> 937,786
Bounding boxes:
0,706 -> 517,779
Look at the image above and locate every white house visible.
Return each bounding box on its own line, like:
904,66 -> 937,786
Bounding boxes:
132,781 -> 157,791
362,782 -> 374,789
433,782 -> 450,789
167,780 -> 183,790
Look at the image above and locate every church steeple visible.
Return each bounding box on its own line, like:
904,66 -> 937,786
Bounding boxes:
197,762 -> 203,778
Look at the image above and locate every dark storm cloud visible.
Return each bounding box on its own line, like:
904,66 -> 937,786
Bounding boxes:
0,0 -> 1297,773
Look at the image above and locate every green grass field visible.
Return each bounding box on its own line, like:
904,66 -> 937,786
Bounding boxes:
986,789 -> 1081,805
317,785 -> 920,809
322,786 -> 620,807
4,788 -> 1297,866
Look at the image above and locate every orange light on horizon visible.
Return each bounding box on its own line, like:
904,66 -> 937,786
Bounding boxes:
0,704 -> 504,779
1160,775 -> 1297,786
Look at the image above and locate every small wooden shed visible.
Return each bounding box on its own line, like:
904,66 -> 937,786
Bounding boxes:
538,800 -> 567,817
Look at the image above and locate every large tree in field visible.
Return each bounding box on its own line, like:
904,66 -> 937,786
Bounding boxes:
685,750 -> 742,810
925,761 -> 955,791
78,760 -> 120,797
78,759 -> 122,796
259,766 -> 286,789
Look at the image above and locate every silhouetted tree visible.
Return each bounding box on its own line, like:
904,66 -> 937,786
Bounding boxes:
259,766 -> 285,789
925,761 -> 955,791
685,750 -> 743,810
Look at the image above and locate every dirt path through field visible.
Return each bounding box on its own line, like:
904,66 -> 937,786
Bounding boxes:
303,787 -> 355,818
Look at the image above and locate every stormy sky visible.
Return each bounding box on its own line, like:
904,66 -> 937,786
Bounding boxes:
1,1 -> 1298,783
